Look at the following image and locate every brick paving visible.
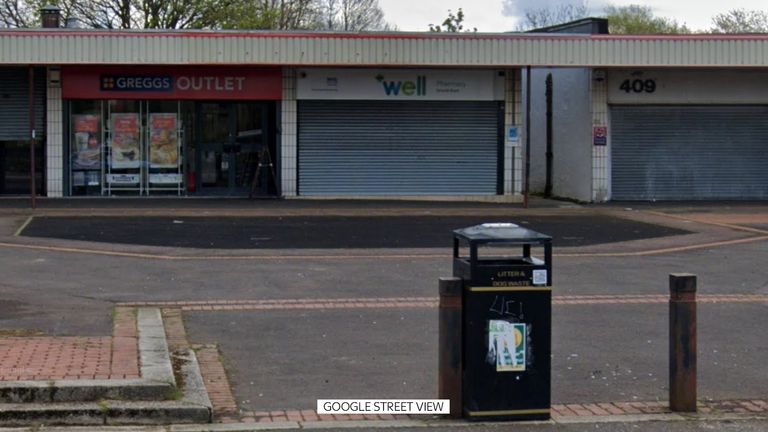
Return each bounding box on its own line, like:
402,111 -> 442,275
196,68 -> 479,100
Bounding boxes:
208,399 -> 768,423
0,307 -> 139,381
161,308 -> 240,420
194,344 -> 240,421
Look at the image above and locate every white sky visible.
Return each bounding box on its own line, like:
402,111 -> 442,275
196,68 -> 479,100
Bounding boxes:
378,0 -> 768,33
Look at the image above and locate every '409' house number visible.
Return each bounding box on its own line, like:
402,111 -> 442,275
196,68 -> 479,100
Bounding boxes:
619,79 -> 656,93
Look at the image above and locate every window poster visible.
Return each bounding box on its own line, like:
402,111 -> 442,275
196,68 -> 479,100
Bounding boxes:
111,113 -> 141,169
72,114 -> 101,169
149,113 -> 179,168
488,320 -> 526,372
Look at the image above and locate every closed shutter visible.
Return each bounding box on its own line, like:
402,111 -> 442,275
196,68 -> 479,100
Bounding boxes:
0,67 -> 46,141
298,100 -> 500,195
611,105 -> 768,200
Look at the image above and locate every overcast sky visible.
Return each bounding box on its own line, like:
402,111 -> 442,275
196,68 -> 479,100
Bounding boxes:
377,0 -> 768,32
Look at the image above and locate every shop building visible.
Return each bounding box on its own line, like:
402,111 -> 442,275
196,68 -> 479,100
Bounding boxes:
1,19 -> 768,201
61,66 -> 281,197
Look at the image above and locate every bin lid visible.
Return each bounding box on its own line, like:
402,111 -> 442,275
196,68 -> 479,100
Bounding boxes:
453,222 -> 551,245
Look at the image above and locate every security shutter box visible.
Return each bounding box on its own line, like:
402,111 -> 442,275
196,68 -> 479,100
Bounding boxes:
611,105 -> 768,200
298,100 -> 500,196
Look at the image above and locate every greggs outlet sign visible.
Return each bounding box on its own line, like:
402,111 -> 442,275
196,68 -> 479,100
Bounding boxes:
62,67 -> 282,100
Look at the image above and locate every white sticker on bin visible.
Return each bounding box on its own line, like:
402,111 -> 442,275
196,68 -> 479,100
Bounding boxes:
533,270 -> 547,285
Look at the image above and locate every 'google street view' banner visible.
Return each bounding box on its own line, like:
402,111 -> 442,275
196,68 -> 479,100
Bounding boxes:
296,68 -> 501,101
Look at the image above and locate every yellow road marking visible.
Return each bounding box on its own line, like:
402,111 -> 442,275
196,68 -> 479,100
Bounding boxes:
13,215 -> 34,237
0,234 -> 766,261
556,235 -> 768,258
644,210 -> 768,235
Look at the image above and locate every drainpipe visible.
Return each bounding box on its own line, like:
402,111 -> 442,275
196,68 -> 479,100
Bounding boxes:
29,66 -> 36,209
524,66 -> 531,208
545,73 -> 553,197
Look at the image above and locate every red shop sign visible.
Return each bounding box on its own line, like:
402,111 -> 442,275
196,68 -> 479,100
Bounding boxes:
62,66 -> 282,100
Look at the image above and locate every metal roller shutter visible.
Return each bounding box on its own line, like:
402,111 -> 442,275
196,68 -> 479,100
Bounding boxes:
611,105 -> 768,200
0,67 -> 46,141
298,100 -> 500,196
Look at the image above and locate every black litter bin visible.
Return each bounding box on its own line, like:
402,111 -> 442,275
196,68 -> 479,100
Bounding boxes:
453,222 -> 552,421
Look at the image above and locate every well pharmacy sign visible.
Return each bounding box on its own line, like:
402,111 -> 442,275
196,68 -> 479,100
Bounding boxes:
297,69 -> 500,101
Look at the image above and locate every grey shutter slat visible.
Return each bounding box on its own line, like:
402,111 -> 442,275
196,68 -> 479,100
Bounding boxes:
611,105 -> 768,200
298,100 -> 499,195
0,67 -> 46,141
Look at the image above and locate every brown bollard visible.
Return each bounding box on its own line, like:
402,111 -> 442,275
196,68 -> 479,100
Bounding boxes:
438,277 -> 463,418
669,273 -> 697,412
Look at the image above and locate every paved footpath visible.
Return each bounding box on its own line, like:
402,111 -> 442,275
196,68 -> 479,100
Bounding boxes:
0,307 -> 138,381
0,199 -> 766,430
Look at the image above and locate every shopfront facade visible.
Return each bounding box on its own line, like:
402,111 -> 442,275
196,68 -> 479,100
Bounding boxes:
294,68 -> 507,196
587,69 -> 768,201
59,66 -> 282,197
4,29 -> 768,202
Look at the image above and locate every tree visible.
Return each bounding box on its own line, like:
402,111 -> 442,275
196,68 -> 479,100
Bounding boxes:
1,0 -> 79,27
711,9 -> 768,33
0,0 -> 356,30
215,0 -> 317,30
312,0 -> 387,31
519,3 -> 588,30
429,8 -> 475,32
605,4 -> 690,34
71,0 -> 230,29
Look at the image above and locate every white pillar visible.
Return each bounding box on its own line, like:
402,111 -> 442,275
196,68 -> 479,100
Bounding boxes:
46,67 -> 64,197
504,69 -> 523,197
281,68 -> 297,197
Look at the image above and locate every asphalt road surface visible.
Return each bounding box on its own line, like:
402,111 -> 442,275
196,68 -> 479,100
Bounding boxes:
22,215 -> 688,249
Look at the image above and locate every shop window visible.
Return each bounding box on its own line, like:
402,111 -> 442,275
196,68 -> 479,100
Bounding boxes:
68,100 -> 186,196
69,100 -> 103,196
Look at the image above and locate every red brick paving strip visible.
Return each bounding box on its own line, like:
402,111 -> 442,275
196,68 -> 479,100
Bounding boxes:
162,308 -> 190,351
111,307 -> 139,378
0,307 -> 139,381
193,344 -> 239,418
160,310 -> 241,422
225,400 -> 768,424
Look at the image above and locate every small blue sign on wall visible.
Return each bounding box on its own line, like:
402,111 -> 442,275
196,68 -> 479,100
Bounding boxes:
507,127 -> 520,145
593,126 -> 607,146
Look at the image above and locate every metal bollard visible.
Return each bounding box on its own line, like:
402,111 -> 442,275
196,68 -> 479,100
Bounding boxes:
438,277 -> 463,418
669,273 -> 697,412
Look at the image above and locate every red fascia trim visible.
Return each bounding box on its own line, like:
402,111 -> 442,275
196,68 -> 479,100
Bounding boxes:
4,29 -> 768,42
590,34 -> 768,41
0,29 -> 592,42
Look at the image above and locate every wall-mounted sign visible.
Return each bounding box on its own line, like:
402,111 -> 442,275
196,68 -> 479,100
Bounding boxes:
62,66 -> 282,100
297,69 -> 501,101
593,126 -> 607,146
607,69 -> 768,104
507,127 -> 519,145
149,173 -> 182,184
107,173 -> 140,184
